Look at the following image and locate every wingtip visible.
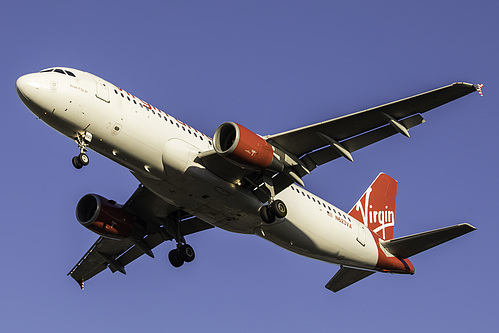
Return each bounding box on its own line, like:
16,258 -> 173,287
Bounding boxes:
474,83 -> 484,96
460,223 -> 477,231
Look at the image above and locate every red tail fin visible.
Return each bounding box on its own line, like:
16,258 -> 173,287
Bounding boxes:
348,173 -> 397,240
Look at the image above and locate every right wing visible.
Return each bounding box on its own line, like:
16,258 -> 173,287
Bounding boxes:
67,185 -> 214,289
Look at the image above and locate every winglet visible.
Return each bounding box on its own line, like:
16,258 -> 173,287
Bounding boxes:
474,84 -> 484,97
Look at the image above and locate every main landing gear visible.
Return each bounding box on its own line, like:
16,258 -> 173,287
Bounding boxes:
72,131 -> 92,169
260,199 -> 287,224
259,172 -> 288,224
168,244 -> 195,268
166,213 -> 196,268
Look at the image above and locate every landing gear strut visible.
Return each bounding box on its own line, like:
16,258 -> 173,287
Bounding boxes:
259,172 -> 288,224
72,131 -> 92,169
167,213 -> 196,268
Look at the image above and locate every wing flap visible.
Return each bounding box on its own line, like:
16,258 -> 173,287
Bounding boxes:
325,266 -> 375,292
381,223 -> 476,258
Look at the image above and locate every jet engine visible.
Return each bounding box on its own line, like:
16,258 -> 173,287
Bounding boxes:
76,194 -> 135,240
213,122 -> 284,172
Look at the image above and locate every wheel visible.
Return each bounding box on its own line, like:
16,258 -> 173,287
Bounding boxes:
270,199 -> 287,218
72,156 -> 83,169
78,153 -> 89,166
179,244 -> 195,262
168,249 -> 184,268
260,205 -> 276,224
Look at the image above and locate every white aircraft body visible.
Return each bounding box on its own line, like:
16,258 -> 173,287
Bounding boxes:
16,67 -> 481,292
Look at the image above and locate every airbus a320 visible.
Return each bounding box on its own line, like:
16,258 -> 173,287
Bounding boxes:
16,67 -> 482,292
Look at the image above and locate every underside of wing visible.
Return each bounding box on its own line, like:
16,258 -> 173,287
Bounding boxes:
268,82 -> 479,157
68,185 -> 214,289
199,83 -> 480,200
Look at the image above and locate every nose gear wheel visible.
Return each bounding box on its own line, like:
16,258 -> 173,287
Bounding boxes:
72,131 -> 92,169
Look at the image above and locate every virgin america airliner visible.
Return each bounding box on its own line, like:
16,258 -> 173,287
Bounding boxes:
16,67 -> 481,292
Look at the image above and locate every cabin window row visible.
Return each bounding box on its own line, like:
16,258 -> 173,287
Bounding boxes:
289,185 -> 351,222
113,88 -> 212,145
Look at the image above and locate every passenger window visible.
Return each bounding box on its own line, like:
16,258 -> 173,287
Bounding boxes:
65,70 -> 76,77
54,69 -> 65,74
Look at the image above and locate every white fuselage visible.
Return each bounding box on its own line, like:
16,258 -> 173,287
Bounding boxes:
17,68 -> 381,271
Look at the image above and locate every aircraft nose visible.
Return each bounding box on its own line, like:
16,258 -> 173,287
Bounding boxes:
16,73 -> 42,102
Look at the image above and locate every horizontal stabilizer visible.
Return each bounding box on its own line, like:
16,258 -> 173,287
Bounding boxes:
325,266 -> 375,292
381,223 -> 476,259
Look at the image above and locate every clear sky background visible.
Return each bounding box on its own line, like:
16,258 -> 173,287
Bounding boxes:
1,1 -> 497,332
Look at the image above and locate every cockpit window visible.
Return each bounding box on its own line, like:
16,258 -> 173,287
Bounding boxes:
39,68 -> 77,77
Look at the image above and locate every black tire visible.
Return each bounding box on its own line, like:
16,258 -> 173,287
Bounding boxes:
72,156 -> 83,169
270,200 -> 287,218
78,153 -> 89,166
260,205 -> 276,224
168,249 -> 184,268
179,244 -> 195,262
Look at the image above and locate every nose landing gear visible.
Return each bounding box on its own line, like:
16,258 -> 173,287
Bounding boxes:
72,153 -> 89,169
72,131 -> 92,169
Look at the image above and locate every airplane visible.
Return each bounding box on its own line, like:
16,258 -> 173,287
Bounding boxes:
16,67 -> 482,292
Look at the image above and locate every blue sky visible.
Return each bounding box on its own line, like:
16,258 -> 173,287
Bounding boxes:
2,1 -> 497,332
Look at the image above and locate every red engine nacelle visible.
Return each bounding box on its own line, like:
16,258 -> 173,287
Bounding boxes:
213,122 -> 284,172
76,194 -> 135,240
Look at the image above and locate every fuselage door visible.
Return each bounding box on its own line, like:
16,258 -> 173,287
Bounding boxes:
94,77 -> 110,103
356,223 -> 366,246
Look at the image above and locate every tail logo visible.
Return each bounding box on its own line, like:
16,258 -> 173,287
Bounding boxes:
348,173 -> 397,240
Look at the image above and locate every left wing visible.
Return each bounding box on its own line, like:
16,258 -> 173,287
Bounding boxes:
68,185 -> 214,289
325,266 -> 375,292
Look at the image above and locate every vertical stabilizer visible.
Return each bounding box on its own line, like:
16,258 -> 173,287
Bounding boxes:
348,173 -> 397,240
